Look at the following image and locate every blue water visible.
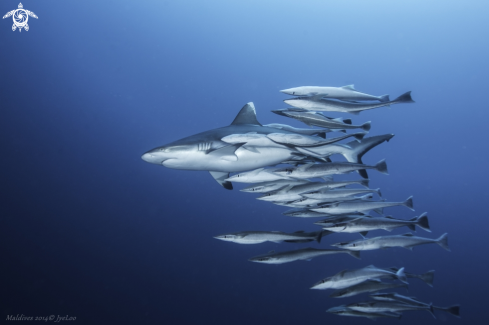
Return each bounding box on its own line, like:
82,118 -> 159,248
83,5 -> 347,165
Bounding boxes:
2,1 -> 488,324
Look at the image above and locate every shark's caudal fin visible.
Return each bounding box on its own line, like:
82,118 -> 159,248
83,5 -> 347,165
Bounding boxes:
209,171 -> 233,190
436,233 -> 450,251
434,305 -> 460,318
393,91 -> 414,103
403,196 -> 414,210
231,102 -> 262,126
418,270 -> 435,287
412,212 -> 430,232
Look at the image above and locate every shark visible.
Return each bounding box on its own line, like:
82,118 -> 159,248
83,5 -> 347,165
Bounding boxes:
141,102 -> 329,190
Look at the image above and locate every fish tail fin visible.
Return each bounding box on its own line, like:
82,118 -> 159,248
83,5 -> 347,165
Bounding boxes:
379,94 -> 390,102
375,159 -> 389,175
403,196 -> 414,210
360,179 -> 370,188
348,250 -> 361,260
419,270 -> 435,287
436,233 -> 450,251
361,121 -> 371,132
396,267 -> 408,284
441,305 -> 460,318
393,91 -> 414,103
416,212 -> 431,232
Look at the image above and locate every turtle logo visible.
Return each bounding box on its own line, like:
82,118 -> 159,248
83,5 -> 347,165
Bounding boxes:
3,3 -> 37,32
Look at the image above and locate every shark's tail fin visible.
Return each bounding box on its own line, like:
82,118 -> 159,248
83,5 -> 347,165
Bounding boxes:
379,94 -> 390,102
403,196 -> 414,210
418,270 -> 435,287
414,212 -> 430,232
396,267 -> 408,284
436,233 -> 450,251
361,121 -> 371,132
393,91 -> 414,103
434,305 -> 460,318
375,159 -> 389,175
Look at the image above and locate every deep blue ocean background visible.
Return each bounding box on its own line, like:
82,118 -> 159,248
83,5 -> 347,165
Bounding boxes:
1,1 -> 488,324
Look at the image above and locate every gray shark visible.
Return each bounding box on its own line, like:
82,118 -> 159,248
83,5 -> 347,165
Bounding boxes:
213,230 -> 326,244
311,265 -> 407,290
332,232 -> 450,252
321,212 -> 430,236
264,123 -> 329,137
248,247 -> 360,264
280,85 -> 389,102
272,110 -> 371,131
326,306 -> 401,320
329,279 -> 408,298
284,91 -> 414,114
370,293 -> 460,318
142,103 -> 317,190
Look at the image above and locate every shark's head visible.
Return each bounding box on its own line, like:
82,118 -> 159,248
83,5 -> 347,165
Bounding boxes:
311,276 -> 334,290
331,240 -> 364,250
326,306 -> 349,315
213,234 -> 241,243
248,255 -> 279,264
280,87 -> 301,96
141,142 -> 197,168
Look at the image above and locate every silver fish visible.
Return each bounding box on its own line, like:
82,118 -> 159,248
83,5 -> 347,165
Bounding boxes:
329,279 -> 408,298
280,85 -> 389,102
332,232 -> 450,252
249,247 -> 360,264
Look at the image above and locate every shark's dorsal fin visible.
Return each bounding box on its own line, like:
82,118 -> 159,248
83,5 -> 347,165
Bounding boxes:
231,102 -> 262,126
341,84 -> 356,91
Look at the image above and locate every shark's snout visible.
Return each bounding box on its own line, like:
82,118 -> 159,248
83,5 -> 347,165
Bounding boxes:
141,152 -> 155,163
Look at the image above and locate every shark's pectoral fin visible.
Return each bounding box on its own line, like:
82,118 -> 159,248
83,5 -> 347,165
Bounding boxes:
207,143 -> 246,161
209,171 -> 233,190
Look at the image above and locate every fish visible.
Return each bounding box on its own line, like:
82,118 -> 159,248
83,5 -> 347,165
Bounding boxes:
302,188 -> 382,200
314,215 -> 373,227
264,123 -> 329,138
266,131 -> 366,147
332,232 -> 450,252
295,134 -> 394,178
225,167 -> 291,183
213,230 -> 326,244
248,247 -> 360,264
240,179 -> 311,193
389,268 -> 435,287
345,300 -> 436,318
142,102 -> 319,190
271,110 -> 371,131
370,293 -> 460,318
282,209 -> 336,218
273,159 -> 388,180
326,305 -> 402,320
329,279 -> 409,298
256,181 -> 348,203
311,265 -> 408,290
321,212 -> 431,236
284,91 -> 414,114
280,85 -> 389,102
285,193 -> 374,207
311,196 -> 413,215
